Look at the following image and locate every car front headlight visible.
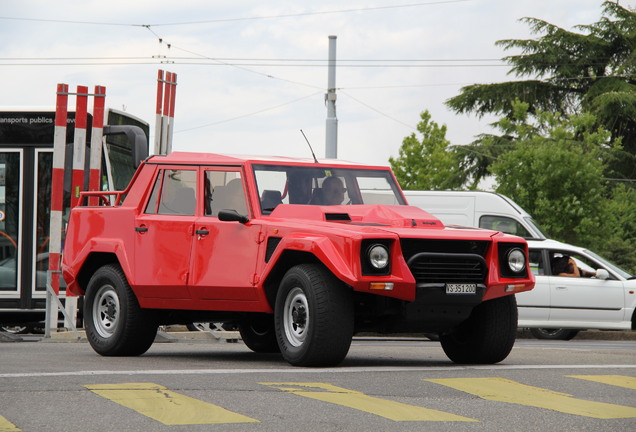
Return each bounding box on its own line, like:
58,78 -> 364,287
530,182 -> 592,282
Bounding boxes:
507,248 -> 526,273
368,244 -> 389,270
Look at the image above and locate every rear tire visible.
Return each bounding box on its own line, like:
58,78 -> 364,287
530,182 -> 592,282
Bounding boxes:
84,264 -> 158,356
275,264 -> 353,366
239,314 -> 280,353
440,295 -> 517,364
530,328 -> 580,340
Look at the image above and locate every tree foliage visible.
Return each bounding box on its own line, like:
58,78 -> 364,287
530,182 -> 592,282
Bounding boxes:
447,1 -> 636,182
389,111 -> 466,190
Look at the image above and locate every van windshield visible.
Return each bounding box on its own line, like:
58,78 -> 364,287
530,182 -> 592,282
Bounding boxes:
524,217 -> 548,240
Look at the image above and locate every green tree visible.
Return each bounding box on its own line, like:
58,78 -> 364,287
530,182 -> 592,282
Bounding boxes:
487,101 -> 636,271
389,111 -> 465,190
447,1 -> 636,183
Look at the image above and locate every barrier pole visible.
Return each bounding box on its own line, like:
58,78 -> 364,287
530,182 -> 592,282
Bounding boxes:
88,85 -> 106,204
70,85 -> 88,209
160,71 -> 172,155
166,72 -> 177,154
45,83 -> 69,336
154,70 -> 164,155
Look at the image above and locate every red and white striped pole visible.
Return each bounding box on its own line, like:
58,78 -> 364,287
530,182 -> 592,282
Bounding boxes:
48,83 -> 68,296
167,72 -> 177,154
70,85 -> 88,209
88,85 -> 106,205
46,83 -> 69,334
160,71 -> 172,154
154,70 -> 164,155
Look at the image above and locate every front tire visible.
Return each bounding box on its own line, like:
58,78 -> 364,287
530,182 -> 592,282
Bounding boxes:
84,264 -> 158,356
275,264 -> 353,366
440,295 -> 517,364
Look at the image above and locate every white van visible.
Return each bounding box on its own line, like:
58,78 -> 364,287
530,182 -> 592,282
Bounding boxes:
400,191 -> 548,240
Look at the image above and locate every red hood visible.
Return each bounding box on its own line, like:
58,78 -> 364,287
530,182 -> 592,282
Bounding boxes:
267,204 -> 443,228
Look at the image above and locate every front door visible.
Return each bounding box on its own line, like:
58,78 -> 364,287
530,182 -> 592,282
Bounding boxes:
134,167 -> 197,300
0,150 -> 22,303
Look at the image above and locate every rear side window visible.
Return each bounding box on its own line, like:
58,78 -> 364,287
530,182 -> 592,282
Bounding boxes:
145,169 -> 197,215
480,215 -> 531,238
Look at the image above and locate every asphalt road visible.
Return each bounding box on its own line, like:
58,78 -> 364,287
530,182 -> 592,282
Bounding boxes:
1,337 -> 635,432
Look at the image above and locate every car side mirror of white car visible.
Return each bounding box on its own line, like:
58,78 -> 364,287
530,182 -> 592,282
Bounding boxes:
594,269 -> 610,280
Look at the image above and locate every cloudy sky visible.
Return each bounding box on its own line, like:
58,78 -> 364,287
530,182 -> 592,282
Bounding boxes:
1,0 -> 632,167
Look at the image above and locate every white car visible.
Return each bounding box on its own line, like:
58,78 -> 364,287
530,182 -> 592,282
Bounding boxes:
517,239 -> 636,340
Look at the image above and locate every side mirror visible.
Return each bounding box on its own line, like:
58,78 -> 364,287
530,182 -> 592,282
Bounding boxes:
595,269 -> 610,280
218,209 -> 249,224
103,125 -> 148,168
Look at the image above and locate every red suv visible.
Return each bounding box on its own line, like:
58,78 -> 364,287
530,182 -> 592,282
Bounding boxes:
62,152 -> 534,366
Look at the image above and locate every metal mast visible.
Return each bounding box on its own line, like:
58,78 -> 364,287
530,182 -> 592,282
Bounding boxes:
325,35 -> 338,159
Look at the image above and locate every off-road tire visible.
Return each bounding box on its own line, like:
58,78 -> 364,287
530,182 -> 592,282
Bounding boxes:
238,314 -> 280,353
440,295 -> 518,364
275,264 -> 353,366
84,264 -> 158,356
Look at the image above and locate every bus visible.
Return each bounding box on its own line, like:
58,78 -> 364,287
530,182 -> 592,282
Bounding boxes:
0,108 -> 149,332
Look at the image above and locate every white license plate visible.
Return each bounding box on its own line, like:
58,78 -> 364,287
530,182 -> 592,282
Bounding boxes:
446,283 -> 477,294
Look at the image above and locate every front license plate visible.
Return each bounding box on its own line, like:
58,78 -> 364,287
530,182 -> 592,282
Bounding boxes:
446,283 -> 476,294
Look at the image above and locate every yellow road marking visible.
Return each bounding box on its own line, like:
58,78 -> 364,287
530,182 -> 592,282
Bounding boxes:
426,377 -> 636,419
84,383 -> 259,425
0,415 -> 20,432
567,375 -> 636,390
261,382 -> 476,422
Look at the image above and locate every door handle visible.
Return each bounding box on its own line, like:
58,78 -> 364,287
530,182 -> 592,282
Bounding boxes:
135,226 -> 148,233
196,229 -> 209,239
555,286 -> 568,290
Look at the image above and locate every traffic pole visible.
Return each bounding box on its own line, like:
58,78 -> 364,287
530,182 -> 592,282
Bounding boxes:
167,72 -> 177,154
46,83 -> 69,335
88,85 -> 106,204
70,85 -> 88,209
154,70 -> 164,155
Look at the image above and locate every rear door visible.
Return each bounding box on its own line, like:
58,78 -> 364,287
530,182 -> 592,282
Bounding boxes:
516,248 -> 550,323
189,167 -> 262,303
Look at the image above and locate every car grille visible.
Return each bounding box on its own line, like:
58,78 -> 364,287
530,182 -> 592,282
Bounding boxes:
400,239 -> 489,284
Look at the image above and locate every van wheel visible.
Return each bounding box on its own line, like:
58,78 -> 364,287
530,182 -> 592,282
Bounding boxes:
239,314 -> 280,353
275,264 -> 353,366
84,264 -> 158,356
440,295 -> 517,364
530,328 -> 580,340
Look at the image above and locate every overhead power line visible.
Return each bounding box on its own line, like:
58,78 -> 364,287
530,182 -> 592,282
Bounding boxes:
0,1 -> 470,27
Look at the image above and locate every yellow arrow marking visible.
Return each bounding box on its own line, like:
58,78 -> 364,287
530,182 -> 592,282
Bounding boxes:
426,377 -> 636,419
261,382 -> 476,422
84,383 -> 259,425
0,416 -> 20,432
567,375 -> 636,390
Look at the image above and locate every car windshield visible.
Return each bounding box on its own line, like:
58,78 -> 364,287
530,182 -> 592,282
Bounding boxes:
584,249 -> 633,280
252,164 -> 405,214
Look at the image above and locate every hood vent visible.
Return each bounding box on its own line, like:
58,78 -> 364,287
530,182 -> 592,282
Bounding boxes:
325,212 -> 352,222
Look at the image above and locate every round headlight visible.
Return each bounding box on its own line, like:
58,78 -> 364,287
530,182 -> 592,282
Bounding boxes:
507,248 -> 526,273
368,244 -> 389,269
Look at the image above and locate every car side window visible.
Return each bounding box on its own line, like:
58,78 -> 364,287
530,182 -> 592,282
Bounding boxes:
204,171 -> 247,217
548,250 -> 601,278
145,169 -> 197,216
529,250 -> 545,275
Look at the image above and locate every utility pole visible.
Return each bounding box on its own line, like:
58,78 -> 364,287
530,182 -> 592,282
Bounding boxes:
325,35 -> 338,159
